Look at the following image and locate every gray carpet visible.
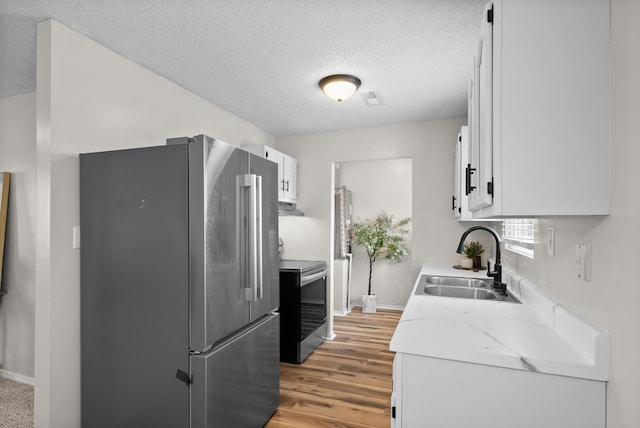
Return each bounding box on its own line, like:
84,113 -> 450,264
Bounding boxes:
0,377 -> 34,428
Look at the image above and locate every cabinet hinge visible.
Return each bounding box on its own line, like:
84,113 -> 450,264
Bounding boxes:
487,179 -> 494,196
392,406 -> 396,419
487,6 -> 494,23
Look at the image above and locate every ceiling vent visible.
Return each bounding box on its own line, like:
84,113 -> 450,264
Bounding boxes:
361,90 -> 382,107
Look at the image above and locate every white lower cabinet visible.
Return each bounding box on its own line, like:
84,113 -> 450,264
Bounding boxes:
392,353 -> 606,428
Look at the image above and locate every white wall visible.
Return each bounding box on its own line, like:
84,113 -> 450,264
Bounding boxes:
0,93 -> 37,383
35,20 -> 274,428
338,158 -> 412,308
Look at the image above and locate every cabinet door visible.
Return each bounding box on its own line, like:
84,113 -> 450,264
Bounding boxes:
400,353 -> 605,428
391,354 -> 403,427
469,2 -> 494,211
456,126 -> 473,221
455,126 -> 473,220
281,155 -> 297,203
468,53 -> 481,209
264,147 -> 285,200
453,131 -> 462,219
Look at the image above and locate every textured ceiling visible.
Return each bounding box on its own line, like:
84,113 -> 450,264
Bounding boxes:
0,0 -> 486,136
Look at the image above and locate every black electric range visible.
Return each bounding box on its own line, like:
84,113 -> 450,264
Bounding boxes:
278,260 -> 327,363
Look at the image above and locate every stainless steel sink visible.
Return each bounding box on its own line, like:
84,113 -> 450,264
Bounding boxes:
422,285 -> 500,300
424,276 -> 494,288
415,275 -> 520,303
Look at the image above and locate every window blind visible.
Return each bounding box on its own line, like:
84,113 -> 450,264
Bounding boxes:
502,218 -> 536,258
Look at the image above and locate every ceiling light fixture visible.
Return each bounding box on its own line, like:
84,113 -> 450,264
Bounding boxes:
319,74 -> 361,102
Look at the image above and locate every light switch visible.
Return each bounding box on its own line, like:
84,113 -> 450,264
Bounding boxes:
576,243 -> 590,281
73,226 -> 80,249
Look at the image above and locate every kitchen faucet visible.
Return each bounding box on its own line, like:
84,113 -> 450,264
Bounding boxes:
456,225 -> 506,294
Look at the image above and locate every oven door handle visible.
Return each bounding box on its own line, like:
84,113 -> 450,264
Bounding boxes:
300,270 -> 327,287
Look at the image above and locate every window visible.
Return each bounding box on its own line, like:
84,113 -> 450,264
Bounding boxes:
502,218 -> 536,259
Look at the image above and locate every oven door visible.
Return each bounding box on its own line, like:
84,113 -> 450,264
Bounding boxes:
299,268 -> 327,340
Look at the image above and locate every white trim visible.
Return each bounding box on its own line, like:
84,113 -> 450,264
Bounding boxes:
505,242 -> 535,258
0,369 -> 35,386
324,331 -> 337,341
333,307 -> 353,317
353,303 -> 405,311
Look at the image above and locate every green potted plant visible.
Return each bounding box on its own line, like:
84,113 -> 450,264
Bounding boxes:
351,212 -> 411,313
463,241 -> 484,269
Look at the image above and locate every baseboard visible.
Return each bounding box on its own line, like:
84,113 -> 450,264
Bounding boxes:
333,308 -> 352,317
354,303 -> 405,311
0,369 -> 35,386
324,331 -> 337,340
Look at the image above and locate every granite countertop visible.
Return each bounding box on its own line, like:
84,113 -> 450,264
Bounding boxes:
389,264 -> 609,381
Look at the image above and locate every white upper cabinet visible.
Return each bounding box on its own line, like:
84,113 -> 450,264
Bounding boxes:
280,154 -> 297,204
244,145 -> 297,204
468,0 -> 610,218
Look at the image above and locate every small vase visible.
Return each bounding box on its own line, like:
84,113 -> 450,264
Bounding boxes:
472,256 -> 482,269
461,257 -> 473,269
362,293 -> 376,313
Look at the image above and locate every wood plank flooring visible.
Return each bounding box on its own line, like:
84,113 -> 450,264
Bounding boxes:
265,307 -> 402,428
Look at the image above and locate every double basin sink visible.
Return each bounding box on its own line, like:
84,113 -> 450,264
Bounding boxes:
415,275 -> 520,303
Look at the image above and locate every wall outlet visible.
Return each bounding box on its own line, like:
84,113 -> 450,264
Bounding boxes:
547,227 -> 555,256
72,226 -> 80,249
576,242 -> 590,281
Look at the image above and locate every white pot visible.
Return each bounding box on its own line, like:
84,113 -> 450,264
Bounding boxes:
460,257 -> 473,269
362,293 -> 376,313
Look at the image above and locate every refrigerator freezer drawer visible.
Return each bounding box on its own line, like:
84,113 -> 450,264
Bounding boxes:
191,313 -> 280,428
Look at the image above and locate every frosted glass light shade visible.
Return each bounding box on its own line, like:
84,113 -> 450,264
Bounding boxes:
319,74 -> 361,102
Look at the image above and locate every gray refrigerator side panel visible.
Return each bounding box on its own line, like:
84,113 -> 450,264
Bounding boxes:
191,313 -> 280,428
248,153 -> 280,321
80,145 -> 190,428
189,136 -> 251,350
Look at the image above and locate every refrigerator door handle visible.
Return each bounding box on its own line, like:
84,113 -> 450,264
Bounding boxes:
255,175 -> 264,300
242,174 -> 263,301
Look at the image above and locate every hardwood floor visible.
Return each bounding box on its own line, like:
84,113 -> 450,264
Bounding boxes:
265,307 -> 402,428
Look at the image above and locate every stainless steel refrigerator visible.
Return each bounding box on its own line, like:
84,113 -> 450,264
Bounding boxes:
80,135 -> 280,428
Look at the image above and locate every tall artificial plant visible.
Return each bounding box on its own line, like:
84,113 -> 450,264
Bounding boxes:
351,212 -> 411,296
